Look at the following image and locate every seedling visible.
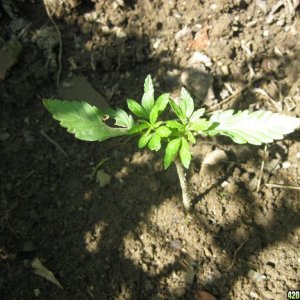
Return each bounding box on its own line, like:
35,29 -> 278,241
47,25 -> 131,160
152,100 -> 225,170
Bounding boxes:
43,75 -> 300,211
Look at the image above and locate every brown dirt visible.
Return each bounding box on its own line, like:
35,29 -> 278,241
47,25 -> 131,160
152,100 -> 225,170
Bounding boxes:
0,1 -> 300,299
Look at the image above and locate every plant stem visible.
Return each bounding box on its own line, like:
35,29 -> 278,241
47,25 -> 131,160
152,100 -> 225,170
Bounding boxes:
174,159 -> 191,211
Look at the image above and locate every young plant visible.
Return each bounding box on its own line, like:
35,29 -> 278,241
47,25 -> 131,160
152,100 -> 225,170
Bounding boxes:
43,75 -> 300,211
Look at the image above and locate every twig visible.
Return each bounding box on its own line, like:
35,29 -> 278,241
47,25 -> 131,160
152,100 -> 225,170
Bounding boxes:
284,97 -> 296,111
174,159 -> 191,211
265,183 -> 300,190
252,88 -> 282,112
256,145 -> 267,192
284,0 -> 296,15
227,239 -> 248,271
39,129 -> 68,158
169,291 -> 176,300
206,76 -> 264,113
43,0 -> 62,87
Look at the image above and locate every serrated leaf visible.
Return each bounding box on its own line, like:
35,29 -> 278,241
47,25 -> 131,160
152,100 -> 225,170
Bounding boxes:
156,126 -> 171,137
179,87 -> 194,118
169,98 -> 184,122
166,120 -> 184,129
149,93 -> 169,124
164,138 -> 181,169
190,108 -> 205,122
43,100 -> 129,141
128,123 -> 149,134
127,99 -> 148,119
190,119 -> 212,132
180,137 -> 191,169
138,133 -> 153,148
142,75 -> 155,113
107,108 -> 134,129
148,133 -> 161,151
208,109 -> 300,145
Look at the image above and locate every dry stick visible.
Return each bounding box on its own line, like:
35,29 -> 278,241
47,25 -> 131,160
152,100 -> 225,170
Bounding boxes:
174,159 -> 191,211
226,239 -> 248,271
43,0 -> 62,87
256,145 -> 267,192
39,129 -> 68,158
206,76 -> 264,113
265,183 -> 300,190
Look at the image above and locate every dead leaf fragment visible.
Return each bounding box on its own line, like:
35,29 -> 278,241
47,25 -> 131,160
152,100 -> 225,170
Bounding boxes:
96,170 -> 111,188
31,257 -> 63,289
195,290 -> 217,300
0,39 -> 22,80
188,25 -> 209,51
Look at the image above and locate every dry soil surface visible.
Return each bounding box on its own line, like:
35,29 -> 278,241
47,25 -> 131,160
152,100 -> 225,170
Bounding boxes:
0,1 -> 300,299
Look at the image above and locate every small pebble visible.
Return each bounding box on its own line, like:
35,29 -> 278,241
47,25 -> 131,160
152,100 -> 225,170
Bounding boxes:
262,30 -> 269,37
221,65 -> 230,76
282,161 -> 291,169
249,291 -> 259,299
247,269 -> 266,282
221,181 -> 229,188
225,183 -> 239,194
170,239 -> 182,250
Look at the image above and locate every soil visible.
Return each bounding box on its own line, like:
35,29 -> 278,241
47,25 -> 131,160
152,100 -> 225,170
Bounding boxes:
1,1 -> 300,299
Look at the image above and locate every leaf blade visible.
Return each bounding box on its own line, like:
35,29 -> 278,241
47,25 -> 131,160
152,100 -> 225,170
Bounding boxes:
180,87 -> 194,118
43,100 -> 129,141
169,98 -> 184,122
149,93 -> 169,124
179,137 -> 192,169
156,126 -> 171,137
142,75 -> 155,113
208,109 -> 300,145
127,99 -> 148,119
148,133 -> 161,151
164,138 -> 182,169
138,133 -> 153,148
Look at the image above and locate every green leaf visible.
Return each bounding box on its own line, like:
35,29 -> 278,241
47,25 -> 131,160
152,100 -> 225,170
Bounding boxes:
156,126 -> 171,137
190,108 -> 205,122
43,100 -> 129,141
149,93 -> 169,124
180,137 -> 192,169
128,123 -> 149,134
107,108 -> 134,129
187,131 -> 196,144
127,99 -> 148,119
154,121 -> 163,128
208,110 -> 300,145
179,87 -> 194,118
148,133 -> 161,151
142,75 -> 155,113
169,98 -> 184,122
190,119 -> 212,132
166,120 -> 184,129
164,138 -> 181,169
138,133 -> 153,148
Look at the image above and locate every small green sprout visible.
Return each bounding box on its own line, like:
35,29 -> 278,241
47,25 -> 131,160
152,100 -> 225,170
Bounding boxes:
43,75 -> 300,211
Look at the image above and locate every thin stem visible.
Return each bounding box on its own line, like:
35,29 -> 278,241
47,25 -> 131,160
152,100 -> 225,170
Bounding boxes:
174,159 -> 191,211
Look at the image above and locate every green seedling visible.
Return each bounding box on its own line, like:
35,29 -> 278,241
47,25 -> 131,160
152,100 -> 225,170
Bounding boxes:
43,75 -> 300,211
